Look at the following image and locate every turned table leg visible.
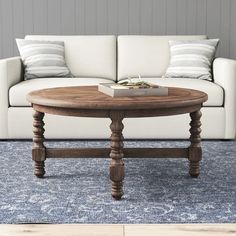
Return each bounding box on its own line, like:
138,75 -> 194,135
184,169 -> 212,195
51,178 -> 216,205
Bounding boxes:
32,110 -> 46,178
189,110 -> 202,178
109,112 -> 125,200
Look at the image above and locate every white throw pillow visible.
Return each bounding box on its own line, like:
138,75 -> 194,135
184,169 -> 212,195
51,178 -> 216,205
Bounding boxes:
164,39 -> 219,81
16,39 -> 72,80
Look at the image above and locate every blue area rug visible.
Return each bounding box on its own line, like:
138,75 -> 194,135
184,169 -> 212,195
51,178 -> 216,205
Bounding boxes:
0,140 -> 235,224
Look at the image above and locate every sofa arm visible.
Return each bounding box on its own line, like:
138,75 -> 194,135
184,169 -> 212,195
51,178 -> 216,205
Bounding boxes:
0,57 -> 23,138
213,58 -> 236,139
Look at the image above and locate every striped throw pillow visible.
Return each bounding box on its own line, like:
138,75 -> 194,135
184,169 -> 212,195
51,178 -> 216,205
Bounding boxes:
164,39 -> 219,81
16,39 -> 72,80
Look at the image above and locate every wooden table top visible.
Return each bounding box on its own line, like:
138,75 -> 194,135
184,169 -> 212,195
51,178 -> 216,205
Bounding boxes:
27,86 -> 208,110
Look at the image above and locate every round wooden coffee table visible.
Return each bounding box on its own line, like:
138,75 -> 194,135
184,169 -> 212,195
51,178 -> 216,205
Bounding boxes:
27,86 -> 207,200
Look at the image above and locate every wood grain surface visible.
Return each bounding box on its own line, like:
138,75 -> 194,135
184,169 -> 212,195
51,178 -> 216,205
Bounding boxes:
125,224 -> 236,236
0,224 -> 123,236
27,86 -> 207,110
0,224 -> 235,236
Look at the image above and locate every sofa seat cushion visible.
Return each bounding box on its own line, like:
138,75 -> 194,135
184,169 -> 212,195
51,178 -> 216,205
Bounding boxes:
9,78 -> 114,106
141,78 -> 223,107
10,77 -> 223,107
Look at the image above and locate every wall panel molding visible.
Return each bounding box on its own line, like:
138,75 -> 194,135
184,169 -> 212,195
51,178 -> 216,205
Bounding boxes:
230,0 -> 236,59
0,0 -> 235,59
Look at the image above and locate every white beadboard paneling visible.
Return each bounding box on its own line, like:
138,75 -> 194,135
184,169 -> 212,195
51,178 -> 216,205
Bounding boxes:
140,0 -> 153,35
0,0 -> 2,57
152,0 -> 167,35
177,0 -> 187,35
33,0 -> 47,34
129,0 -> 140,34
220,0 -> 230,58
48,0 -> 61,34
118,0 -> 129,34
1,0 -> 14,58
61,0 -> 76,35
13,0 -> 24,55
85,0 -> 97,34
186,0 -> 197,35
75,0 -> 85,35
166,0 -> 177,35
196,0 -> 207,35
207,0 -> 221,38
0,0 -> 235,59
23,0 -> 34,35
107,0 -> 118,35
207,0 -> 221,57
230,0 -> 236,59
97,0 -> 108,35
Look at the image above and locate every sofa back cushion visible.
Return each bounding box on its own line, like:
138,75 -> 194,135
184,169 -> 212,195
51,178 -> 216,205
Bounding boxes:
25,35 -> 116,81
117,35 -> 207,81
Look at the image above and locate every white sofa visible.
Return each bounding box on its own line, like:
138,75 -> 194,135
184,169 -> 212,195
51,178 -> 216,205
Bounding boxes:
0,35 -> 236,140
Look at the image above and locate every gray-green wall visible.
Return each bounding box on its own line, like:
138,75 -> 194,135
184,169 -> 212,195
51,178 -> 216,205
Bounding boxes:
0,0 -> 236,59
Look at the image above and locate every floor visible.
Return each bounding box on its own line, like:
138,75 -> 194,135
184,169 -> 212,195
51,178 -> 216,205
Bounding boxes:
1,140 -> 236,224
0,224 -> 235,236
